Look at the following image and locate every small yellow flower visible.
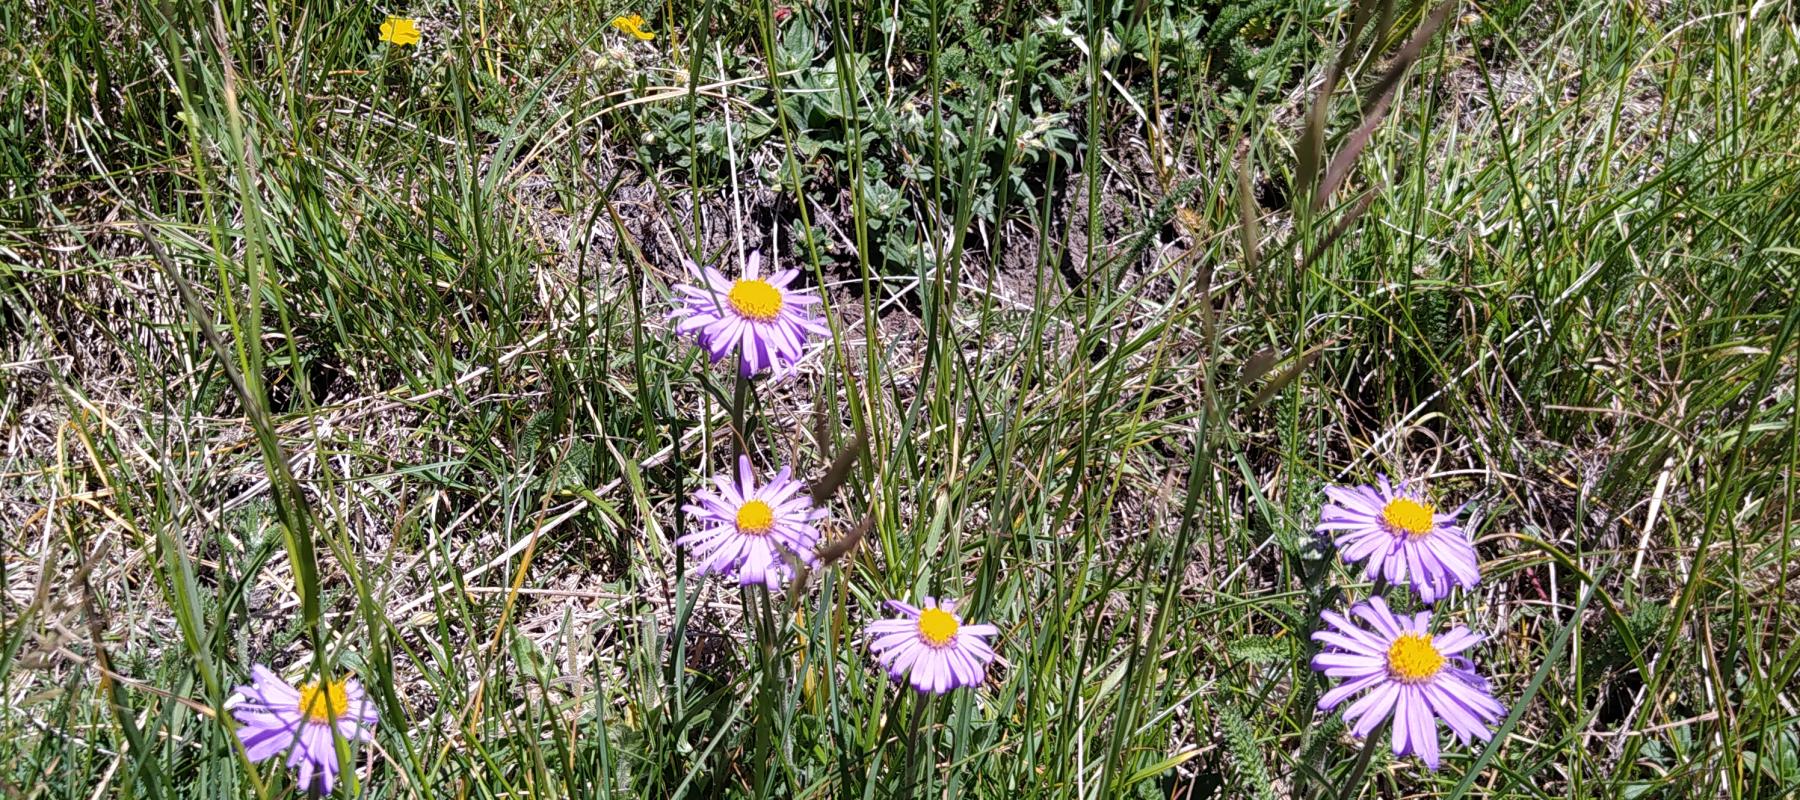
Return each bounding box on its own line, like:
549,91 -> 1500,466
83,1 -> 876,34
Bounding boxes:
610,13 -> 655,41
380,17 -> 421,46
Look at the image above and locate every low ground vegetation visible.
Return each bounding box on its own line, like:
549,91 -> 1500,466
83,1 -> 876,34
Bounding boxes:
2,0 -> 1797,798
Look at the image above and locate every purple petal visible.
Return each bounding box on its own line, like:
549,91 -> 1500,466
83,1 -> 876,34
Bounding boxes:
1432,626 -> 1481,655
1312,652 -> 1385,676
1390,688 -> 1415,758
1317,670 -> 1387,711
1344,681 -> 1400,737
241,721 -> 298,762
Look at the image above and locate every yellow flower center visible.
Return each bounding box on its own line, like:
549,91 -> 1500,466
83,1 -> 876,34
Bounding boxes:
735,499 -> 776,534
1386,633 -> 1446,683
727,279 -> 784,322
1381,497 -> 1436,538
916,608 -> 959,647
296,680 -> 349,723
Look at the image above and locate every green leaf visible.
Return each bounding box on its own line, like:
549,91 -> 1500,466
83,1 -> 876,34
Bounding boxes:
1220,704 -> 1279,800
1226,634 -> 1295,665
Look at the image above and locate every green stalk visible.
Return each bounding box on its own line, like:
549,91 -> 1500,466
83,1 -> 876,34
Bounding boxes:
1336,718 -> 1390,800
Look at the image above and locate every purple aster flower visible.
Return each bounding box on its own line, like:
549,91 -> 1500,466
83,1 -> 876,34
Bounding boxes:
867,597 -> 1000,694
1316,475 -> 1480,603
230,665 -> 378,795
1311,596 -> 1507,770
669,251 -> 828,377
678,455 -> 825,589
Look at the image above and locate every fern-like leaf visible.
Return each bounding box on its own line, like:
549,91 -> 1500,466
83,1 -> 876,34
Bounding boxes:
1220,704 -> 1279,800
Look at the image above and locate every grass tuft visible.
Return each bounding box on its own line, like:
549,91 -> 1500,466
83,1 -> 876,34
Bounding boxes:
2,0 -> 1797,798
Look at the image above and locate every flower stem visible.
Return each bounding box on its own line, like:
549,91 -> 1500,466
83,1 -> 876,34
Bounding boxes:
1337,717 -> 1390,800
749,583 -> 780,796
897,693 -> 932,800
730,365 -> 751,459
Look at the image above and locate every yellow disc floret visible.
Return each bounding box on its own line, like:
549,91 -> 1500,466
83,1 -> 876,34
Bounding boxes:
727,279 -> 784,321
296,680 -> 349,723
1381,497 -> 1436,538
1386,633 -> 1446,683
917,608 -> 960,647
736,499 -> 776,534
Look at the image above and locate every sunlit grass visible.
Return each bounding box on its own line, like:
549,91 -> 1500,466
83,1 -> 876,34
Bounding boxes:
1,0 -> 1796,798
